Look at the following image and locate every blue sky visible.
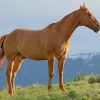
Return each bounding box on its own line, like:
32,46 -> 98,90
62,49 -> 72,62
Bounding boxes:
0,0 -> 100,55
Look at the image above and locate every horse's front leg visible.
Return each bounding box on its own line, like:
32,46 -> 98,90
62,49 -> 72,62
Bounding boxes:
47,56 -> 54,91
58,57 -> 66,91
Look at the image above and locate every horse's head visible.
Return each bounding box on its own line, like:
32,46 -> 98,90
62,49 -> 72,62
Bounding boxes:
79,3 -> 100,33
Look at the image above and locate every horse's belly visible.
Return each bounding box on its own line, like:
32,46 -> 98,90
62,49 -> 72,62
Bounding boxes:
28,52 -> 48,60
20,49 -> 48,60
29,56 -> 48,60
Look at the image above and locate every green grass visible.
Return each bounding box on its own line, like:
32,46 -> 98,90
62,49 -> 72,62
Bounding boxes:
0,75 -> 100,100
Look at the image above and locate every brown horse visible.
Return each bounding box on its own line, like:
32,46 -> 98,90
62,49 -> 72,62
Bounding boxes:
0,3 -> 100,95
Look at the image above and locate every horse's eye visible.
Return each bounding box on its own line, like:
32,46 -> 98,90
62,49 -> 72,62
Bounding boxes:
88,13 -> 91,17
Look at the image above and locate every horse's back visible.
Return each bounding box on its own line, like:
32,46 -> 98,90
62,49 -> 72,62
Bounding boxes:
4,28 -> 70,60
4,29 -> 48,60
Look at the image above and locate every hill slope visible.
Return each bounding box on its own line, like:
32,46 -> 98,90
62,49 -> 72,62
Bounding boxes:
0,75 -> 100,100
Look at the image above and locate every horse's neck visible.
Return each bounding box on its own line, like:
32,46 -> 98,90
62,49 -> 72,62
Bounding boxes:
56,10 -> 80,42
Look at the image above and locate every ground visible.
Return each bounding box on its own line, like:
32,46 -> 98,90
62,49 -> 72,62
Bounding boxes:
0,75 -> 100,100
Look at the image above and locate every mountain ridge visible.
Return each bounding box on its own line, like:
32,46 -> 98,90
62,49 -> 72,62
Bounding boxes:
0,52 -> 100,88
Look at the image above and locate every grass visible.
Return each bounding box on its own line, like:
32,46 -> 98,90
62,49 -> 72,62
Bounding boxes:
0,75 -> 100,100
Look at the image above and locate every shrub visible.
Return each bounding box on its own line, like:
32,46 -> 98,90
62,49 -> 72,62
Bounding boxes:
95,76 -> 100,83
67,90 -> 77,98
88,76 -> 100,84
73,76 -> 85,82
88,76 -> 96,84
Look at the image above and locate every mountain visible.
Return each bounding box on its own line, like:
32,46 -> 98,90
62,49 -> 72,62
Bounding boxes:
0,52 -> 100,88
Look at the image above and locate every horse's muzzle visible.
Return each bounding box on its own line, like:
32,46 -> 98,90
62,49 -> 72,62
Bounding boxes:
94,26 -> 100,33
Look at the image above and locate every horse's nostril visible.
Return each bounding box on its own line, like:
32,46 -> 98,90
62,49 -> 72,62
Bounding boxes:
94,26 -> 100,33
96,26 -> 100,30
97,26 -> 100,30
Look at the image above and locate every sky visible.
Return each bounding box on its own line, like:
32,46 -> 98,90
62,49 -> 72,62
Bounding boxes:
0,0 -> 100,55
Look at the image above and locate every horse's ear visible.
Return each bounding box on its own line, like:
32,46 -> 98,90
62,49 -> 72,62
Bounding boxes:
83,2 -> 86,8
80,3 -> 87,10
80,5 -> 84,10
80,6 -> 82,9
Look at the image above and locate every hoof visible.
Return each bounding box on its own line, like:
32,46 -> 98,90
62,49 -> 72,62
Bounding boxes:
12,89 -> 15,95
48,85 -> 52,92
8,90 -> 15,96
60,88 -> 65,92
59,85 -> 65,92
9,91 -> 14,96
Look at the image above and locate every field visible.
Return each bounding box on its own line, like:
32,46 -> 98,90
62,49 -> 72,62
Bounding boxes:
0,75 -> 100,100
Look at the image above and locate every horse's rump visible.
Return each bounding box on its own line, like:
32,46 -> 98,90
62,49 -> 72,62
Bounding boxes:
0,35 -> 7,69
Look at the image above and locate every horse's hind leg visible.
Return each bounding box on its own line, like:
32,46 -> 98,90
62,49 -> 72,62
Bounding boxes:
6,59 -> 14,95
11,55 -> 24,95
6,50 -> 18,95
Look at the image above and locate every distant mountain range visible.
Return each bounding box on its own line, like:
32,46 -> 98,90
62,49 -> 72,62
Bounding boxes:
0,52 -> 100,89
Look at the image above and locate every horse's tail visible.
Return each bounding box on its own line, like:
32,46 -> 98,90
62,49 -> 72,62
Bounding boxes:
0,35 -> 7,70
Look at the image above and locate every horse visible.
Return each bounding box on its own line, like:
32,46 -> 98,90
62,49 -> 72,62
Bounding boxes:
0,3 -> 100,95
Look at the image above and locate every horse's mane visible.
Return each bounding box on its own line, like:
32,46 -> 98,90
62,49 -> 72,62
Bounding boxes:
47,9 -> 79,28
60,10 -> 79,23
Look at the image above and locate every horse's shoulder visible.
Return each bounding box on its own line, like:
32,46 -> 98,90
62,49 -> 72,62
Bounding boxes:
65,40 -> 70,51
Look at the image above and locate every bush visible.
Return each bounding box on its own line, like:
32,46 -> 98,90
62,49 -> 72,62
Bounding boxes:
67,90 -> 77,98
88,76 -> 100,84
95,76 -> 100,83
73,76 -> 85,82
88,76 -> 96,84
